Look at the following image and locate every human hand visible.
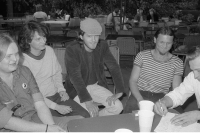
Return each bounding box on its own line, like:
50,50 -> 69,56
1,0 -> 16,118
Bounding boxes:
85,101 -> 99,117
170,111 -> 200,127
154,99 -> 168,116
55,104 -> 72,115
47,124 -> 67,132
59,91 -> 69,101
106,93 -> 122,106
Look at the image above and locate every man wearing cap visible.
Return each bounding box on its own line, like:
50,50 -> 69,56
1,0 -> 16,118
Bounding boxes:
64,18 -> 125,117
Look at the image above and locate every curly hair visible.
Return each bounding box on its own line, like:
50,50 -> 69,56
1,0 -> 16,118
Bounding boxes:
18,20 -> 49,53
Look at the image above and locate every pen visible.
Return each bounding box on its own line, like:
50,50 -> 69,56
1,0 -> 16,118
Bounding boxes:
159,99 -> 164,116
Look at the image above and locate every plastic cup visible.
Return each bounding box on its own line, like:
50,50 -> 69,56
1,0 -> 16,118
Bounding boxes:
139,100 -> 154,111
115,128 -> 133,133
138,110 -> 155,132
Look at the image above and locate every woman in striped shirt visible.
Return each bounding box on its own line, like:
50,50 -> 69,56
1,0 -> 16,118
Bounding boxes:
124,27 -> 184,113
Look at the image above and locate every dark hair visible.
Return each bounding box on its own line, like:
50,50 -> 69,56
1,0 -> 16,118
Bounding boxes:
154,27 -> 175,39
187,46 -> 200,61
114,8 -> 120,14
18,20 -> 49,53
36,5 -> 42,11
0,33 -> 22,62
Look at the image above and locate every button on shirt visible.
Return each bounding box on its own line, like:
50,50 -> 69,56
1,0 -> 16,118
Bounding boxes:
0,65 -> 44,129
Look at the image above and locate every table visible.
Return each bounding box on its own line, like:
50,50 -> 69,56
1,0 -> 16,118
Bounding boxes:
67,110 -> 178,132
41,20 -> 69,24
106,34 -> 144,51
0,19 -> 25,30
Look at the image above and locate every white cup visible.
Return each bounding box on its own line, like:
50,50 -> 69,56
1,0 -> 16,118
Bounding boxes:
138,110 -> 155,132
139,100 -> 154,111
115,128 -> 133,133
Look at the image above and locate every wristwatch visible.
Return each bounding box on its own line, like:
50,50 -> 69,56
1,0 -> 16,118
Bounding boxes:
198,108 -> 200,123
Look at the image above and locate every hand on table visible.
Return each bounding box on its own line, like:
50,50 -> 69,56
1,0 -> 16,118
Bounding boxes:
85,101 -> 99,117
154,100 -> 168,116
106,93 -> 123,106
59,91 -> 69,101
55,104 -> 72,115
170,110 -> 200,127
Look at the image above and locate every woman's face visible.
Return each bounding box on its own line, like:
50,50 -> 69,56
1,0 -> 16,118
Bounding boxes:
0,42 -> 19,73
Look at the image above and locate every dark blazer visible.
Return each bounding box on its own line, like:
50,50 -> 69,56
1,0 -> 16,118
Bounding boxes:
64,40 -> 125,103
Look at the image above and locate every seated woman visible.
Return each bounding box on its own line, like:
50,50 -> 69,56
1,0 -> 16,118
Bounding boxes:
18,21 -> 90,118
0,33 -> 81,132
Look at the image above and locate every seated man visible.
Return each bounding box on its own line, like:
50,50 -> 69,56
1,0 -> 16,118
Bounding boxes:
0,33 -> 80,132
124,27 -> 184,113
64,18 -> 125,117
154,46 -> 200,127
18,21 -> 90,118
33,4 -> 47,22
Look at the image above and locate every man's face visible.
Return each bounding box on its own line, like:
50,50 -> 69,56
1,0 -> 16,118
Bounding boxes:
154,34 -> 173,55
80,33 -> 100,52
0,42 -> 19,73
189,56 -> 200,81
29,31 -> 46,55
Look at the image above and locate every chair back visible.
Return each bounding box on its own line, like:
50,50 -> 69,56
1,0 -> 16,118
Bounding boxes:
139,21 -> 148,27
183,35 -> 200,47
117,37 -> 136,56
166,21 -> 175,27
67,30 -> 79,38
118,30 -> 133,35
176,26 -> 189,35
35,17 -> 45,23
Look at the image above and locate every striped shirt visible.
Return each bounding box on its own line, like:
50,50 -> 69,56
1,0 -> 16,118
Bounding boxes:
134,50 -> 183,94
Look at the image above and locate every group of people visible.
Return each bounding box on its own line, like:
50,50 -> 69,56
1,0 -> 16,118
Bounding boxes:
106,7 -> 159,33
0,16 -> 200,132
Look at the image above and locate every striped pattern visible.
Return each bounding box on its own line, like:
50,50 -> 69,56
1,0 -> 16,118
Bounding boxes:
134,50 -> 183,94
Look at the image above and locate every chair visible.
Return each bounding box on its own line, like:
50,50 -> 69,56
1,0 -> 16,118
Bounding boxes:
157,22 -> 165,27
139,21 -> 149,27
175,26 -> 189,46
118,30 -> 133,35
132,27 -> 144,37
166,21 -> 175,27
117,37 -> 136,61
67,30 -> 79,38
35,17 -> 45,23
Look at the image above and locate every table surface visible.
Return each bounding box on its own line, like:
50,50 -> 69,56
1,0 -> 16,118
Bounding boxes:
42,20 -> 69,24
47,36 -> 76,44
106,34 -> 143,41
68,109 -> 178,132
67,111 -> 165,132
0,19 -> 25,23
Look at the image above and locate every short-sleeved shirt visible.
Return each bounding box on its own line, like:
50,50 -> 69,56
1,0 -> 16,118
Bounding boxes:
134,50 -> 183,94
0,65 -> 44,129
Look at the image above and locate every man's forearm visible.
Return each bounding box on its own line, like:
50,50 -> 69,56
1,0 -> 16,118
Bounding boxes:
34,101 -> 55,125
160,96 -> 174,108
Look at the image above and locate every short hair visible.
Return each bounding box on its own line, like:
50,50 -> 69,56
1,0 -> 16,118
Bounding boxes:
154,27 -> 175,39
36,4 -> 42,11
0,33 -> 22,62
187,46 -> 200,61
114,8 -> 120,14
18,20 -> 49,53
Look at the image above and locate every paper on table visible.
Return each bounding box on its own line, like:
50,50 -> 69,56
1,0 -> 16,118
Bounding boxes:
154,112 -> 200,132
